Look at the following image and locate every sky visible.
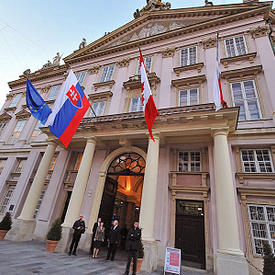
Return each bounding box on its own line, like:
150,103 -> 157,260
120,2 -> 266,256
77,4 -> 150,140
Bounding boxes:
0,0 -> 272,110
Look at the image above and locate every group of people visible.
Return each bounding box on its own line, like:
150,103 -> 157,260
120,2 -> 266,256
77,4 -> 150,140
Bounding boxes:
68,215 -> 142,275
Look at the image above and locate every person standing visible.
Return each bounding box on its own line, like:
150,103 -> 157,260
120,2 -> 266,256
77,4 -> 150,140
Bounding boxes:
106,220 -> 120,261
123,222 -> 142,275
90,217 -> 101,255
92,222 -> 105,258
68,215 -> 85,256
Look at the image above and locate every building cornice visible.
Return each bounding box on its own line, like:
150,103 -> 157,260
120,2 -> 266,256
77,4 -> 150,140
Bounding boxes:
93,80 -> 115,91
171,75 -> 206,88
0,112 -> 12,122
88,91 -> 113,101
236,172 -> 275,184
238,186 -> 275,198
220,65 -> 262,79
220,52 -> 257,68
173,63 -> 204,76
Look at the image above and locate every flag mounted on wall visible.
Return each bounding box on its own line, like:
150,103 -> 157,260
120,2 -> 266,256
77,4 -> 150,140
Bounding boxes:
139,48 -> 159,141
46,70 -> 90,148
26,80 -> 52,125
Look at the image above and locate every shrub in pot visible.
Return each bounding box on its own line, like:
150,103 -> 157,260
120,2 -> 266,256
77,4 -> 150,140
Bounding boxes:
46,218 -> 62,252
0,212 -> 12,240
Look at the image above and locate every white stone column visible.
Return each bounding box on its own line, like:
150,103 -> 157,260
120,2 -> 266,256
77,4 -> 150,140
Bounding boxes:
62,137 -> 96,228
18,141 -> 57,221
139,135 -> 160,241
213,129 -> 249,275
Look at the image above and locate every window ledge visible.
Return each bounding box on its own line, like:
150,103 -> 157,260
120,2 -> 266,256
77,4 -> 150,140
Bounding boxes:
238,185 -> 275,198
88,91 -> 113,101
236,172 -> 275,184
171,75 -> 206,88
4,107 -> 16,112
173,63 -> 204,76
0,112 -> 12,122
123,73 -> 160,91
93,80 -> 115,91
220,52 -> 257,68
220,65 -> 262,80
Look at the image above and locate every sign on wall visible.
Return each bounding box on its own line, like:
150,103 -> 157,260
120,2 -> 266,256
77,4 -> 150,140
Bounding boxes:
164,247 -> 181,274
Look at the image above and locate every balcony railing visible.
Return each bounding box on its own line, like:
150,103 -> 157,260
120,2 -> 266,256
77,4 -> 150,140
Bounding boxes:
169,171 -> 209,188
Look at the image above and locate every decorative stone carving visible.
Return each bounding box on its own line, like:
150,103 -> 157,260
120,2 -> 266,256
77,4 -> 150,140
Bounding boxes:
42,60 -> 53,69
117,58 -> 130,68
134,0 -> 171,18
15,109 -> 31,119
79,38 -> 87,49
23,69 -> 31,75
202,37 -> 217,49
250,25 -> 269,39
52,52 -> 62,66
89,65 -> 101,75
41,85 -> 51,94
205,0 -> 213,6
0,112 -> 12,122
162,48 -> 175,58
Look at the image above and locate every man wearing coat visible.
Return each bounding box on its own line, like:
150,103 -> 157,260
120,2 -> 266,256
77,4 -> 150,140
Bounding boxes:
68,215 -> 85,256
106,219 -> 120,261
123,222 -> 142,275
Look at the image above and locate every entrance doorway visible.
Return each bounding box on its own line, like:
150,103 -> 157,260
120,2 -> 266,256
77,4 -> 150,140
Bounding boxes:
98,153 -> 145,248
175,200 -> 206,269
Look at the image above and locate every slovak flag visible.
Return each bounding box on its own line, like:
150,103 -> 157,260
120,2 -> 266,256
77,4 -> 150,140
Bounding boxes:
46,70 -> 90,148
139,48 -> 159,141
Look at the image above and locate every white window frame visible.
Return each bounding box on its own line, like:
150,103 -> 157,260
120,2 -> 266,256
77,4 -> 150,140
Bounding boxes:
178,151 -> 201,172
100,65 -> 115,82
137,56 -> 153,75
90,101 -> 106,117
178,88 -> 199,106
75,71 -> 87,86
129,97 -> 143,113
179,46 -> 198,67
47,85 -> 61,101
248,204 -> 275,256
224,35 -> 248,58
9,94 -> 21,108
230,80 -> 262,121
241,149 -> 274,173
0,186 -> 15,215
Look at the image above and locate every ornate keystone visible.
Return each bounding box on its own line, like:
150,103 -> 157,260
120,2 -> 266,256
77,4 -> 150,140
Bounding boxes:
89,65 -> 101,75
250,25 -> 269,39
202,37 -> 217,49
162,48 -> 175,58
117,58 -> 130,68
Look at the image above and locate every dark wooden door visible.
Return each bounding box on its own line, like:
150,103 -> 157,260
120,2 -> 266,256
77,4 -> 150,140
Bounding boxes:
175,200 -> 205,269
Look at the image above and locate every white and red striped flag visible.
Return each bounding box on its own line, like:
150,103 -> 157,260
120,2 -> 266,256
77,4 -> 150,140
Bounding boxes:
213,35 -> 228,110
139,48 -> 159,141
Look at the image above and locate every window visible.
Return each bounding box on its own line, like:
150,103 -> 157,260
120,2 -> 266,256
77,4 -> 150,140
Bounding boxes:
31,121 -> 43,138
0,159 -> 6,175
129,97 -> 143,113
0,186 -> 15,214
33,189 -> 46,218
137,56 -> 153,74
180,46 -> 197,67
225,35 -> 247,57
8,94 -> 21,108
241,149 -> 274,173
178,151 -> 201,172
48,85 -> 61,100
179,88 -> 199,106
76,71 -> 87,85
100,65 -> 115,82
49,152 -> 59,172
14,158 -> 26,173
231,80 -> 261,121
89,101 -> 106,117
9,120 -> 26,143
0,122 -> 6,137
248,205 -> 275,255
74,153 -> 83,170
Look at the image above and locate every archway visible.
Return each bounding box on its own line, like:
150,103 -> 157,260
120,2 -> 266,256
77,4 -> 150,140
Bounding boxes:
98,152 -> 145,248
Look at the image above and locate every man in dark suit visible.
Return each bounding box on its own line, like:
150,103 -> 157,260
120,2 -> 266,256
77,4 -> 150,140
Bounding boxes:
90,217 -> 101,255
106,219 -> 120,261
123,222 -> 142,275
68,215 -> 85,256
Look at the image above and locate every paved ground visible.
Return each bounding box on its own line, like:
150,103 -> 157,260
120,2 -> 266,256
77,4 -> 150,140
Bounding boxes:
0,240 -> 212,275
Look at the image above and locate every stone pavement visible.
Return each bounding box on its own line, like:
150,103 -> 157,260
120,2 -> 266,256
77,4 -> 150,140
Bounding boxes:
0,240 -> 212,275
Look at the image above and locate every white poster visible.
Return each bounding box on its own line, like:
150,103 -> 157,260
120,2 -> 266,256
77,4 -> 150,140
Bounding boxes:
164,247 -> 181,274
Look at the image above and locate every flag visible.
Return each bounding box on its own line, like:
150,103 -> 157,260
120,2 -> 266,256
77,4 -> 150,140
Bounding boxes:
213,35 -> 228,110
46,70 -> 90,148
139,48 -> 159,141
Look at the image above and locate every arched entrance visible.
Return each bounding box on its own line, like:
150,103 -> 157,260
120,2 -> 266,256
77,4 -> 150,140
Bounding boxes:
98,152 -> 145,247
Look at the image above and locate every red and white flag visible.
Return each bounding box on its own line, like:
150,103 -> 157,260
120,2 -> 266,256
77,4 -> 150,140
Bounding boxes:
139,48 -> 159,141
213,36 -> 228,110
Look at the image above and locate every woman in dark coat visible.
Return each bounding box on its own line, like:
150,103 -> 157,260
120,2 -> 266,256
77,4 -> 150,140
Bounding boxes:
92,222 -> 105,258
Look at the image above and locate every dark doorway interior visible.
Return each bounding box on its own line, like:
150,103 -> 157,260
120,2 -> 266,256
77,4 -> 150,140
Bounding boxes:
61,191 -> 72,223
175,200 -> 206,269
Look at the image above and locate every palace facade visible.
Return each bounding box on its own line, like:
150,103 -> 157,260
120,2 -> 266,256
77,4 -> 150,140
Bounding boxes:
1,0 -> 275,274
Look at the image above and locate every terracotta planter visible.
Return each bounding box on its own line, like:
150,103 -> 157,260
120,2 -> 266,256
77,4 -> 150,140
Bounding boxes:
0,230 -> 8,240
46,240 -> 59,252
130,258 -> 143,274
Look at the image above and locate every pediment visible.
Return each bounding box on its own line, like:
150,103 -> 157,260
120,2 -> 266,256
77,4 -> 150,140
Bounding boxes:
64,3 -> 271,63
0,112 -> 12,122
15,109 -> 31,119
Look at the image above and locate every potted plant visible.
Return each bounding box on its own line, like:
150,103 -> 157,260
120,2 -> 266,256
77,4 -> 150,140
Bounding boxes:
0,212 -> 12,240
131,240 -> 144,274
263,242 -> 275,275
46,218 -> 62,252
